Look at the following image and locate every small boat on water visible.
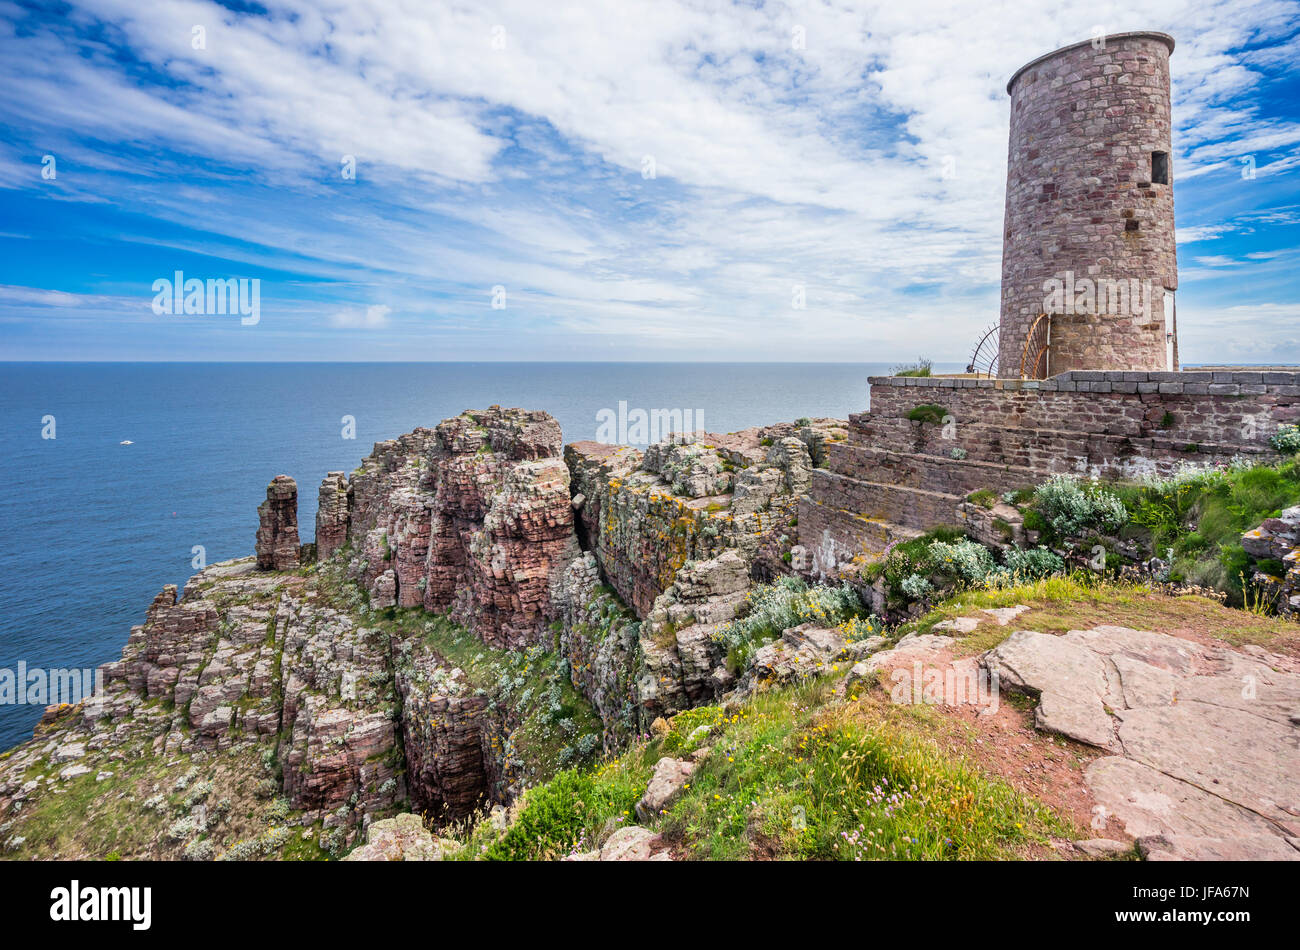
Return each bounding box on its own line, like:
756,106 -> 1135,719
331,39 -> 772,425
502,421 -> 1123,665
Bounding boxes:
120,440 -> 133,445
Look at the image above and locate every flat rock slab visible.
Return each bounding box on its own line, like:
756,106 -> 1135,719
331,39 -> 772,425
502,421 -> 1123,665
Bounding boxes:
864,632 -> 954,672
983,625 -> 1300,860
983,630 -> 1119,750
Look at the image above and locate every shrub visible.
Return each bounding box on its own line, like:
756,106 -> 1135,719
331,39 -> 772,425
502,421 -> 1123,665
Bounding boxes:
1000,546 -> 1065,580
907,404 -> 947,425
1001,488 -> 1034,506
1033,475 -> 1128,537
927,539 -> 997,585
1271,424 -> 1300,456
967,489 -> 997,509
483,769 -> 639,861
713,577 -> 868,672
900,573 -> 933,599
950,447 -> 968,460
836,615 -> 885,642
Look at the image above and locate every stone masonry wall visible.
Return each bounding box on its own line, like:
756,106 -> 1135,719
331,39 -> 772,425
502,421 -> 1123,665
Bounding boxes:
863,371 -> 1296,480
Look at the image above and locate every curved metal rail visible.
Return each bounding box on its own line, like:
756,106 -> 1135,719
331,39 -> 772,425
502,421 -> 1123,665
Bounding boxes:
1018,313 -> 1051,379
965,322 -> 1000,378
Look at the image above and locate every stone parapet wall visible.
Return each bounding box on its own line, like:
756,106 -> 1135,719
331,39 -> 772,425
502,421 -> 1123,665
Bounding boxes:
863,374 -> 1296,478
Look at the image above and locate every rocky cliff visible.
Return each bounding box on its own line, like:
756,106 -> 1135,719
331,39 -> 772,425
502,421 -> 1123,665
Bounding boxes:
6,399 -> 1293,863
0,407 -> 839,859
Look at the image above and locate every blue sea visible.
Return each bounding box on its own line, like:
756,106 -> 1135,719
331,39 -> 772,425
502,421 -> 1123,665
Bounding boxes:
0,361 -> 956,749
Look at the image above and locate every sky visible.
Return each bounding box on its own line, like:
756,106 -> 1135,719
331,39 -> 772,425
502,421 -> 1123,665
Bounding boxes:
0,0 -> 1297,363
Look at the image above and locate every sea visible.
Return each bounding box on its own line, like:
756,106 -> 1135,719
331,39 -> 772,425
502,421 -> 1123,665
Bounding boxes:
0,361 -> 957,749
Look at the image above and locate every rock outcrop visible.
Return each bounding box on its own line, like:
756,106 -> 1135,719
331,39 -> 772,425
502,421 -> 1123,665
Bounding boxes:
256,475 -> 300,570
1243,506 -> 1300,619
566,420 -> 845,621
635,756 -> 694,822
315,471 -> 351,559
325,408 -> 579,649
342,813 -> 456,861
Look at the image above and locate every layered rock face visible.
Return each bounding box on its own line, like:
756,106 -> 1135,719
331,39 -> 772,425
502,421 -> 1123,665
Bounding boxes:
394,652 -> 506,821
333,408 -> 578,649
315,471 -> 351,559
1244,506 -> 1300,619
567,419 -> 845,618
256,475 -> 301,570
48,560 -> 406,846
0,553 -> 525,857
560,421 -> 850,729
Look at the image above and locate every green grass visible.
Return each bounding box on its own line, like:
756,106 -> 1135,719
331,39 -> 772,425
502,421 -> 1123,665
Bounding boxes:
661,681 -> 1069,860
906,403 -> 948,424
448,678 -> 1070,861
893,358 -> 933,378
450,749 -> 657,860
1111,459 -> 1300,602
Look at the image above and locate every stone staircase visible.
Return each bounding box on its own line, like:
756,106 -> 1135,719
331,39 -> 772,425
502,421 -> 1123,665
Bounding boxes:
799,370 -> 1299,575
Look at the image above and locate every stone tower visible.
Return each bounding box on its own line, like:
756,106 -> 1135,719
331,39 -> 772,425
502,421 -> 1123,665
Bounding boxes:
998,32 -> 1178,376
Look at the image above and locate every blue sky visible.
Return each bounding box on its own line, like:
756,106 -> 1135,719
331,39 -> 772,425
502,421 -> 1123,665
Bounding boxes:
0,0 -> 1298,362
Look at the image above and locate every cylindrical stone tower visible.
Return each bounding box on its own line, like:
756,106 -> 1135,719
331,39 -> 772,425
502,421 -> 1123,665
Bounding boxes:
998,32 -> 1178,376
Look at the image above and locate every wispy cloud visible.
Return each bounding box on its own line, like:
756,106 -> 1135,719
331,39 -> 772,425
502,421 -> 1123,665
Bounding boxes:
0,0 -> 1297,361
329,304 -> 392,329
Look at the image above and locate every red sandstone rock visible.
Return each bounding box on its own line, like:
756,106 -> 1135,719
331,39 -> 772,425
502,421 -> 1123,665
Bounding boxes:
315,471 -> 350,559
256,475 -> 300,570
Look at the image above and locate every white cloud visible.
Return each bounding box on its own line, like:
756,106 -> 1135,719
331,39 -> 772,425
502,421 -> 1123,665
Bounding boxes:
329,304 -> 392,329
0,0 -> 1297,359
1177,225 -> 1234,242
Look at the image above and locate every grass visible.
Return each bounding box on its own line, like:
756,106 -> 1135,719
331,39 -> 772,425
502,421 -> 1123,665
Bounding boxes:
449,746 -> 659,860
452,678 -> 1072,861
892,358 -> 933,378
663,681 -> 1069,860
1110,459 -> 1300,602
898,573 -> 1300,658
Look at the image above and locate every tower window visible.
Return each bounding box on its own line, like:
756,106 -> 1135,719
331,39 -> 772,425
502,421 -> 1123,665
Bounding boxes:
1151,151 -> 1169,185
